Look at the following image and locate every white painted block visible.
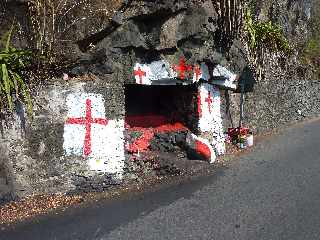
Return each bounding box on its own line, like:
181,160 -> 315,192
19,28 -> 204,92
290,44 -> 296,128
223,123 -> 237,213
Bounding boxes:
186,132 -> 216,163
198,83 -> 225,155
212,64 -> 238,89
192,62 -> 210,82
63,93 -> 125,175
134,60 -> 177,85
134,63 -> 152,85
148,60 -> 177,80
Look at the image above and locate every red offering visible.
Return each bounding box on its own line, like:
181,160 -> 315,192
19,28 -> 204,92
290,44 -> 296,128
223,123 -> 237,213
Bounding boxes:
228,127 -> 250,142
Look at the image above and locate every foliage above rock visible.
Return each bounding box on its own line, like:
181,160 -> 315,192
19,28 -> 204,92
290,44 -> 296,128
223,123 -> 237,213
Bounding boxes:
302,0 -> 320,78
0,22 -> 32,116
244,8 -> 292,55
26,0 -> 124,63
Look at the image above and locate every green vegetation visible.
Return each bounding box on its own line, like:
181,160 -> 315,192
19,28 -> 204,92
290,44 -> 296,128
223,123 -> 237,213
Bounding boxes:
26,0 -> 124,65
244,8 -> 292,56
0,23 -> 33,116
304,38 -> 320,60
244,7 -> 292,80
302,0 -> 320,78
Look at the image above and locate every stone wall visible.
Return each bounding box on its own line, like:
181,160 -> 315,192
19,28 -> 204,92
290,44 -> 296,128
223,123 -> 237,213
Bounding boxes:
227,52 -> 320,133
0,77 -> 125,202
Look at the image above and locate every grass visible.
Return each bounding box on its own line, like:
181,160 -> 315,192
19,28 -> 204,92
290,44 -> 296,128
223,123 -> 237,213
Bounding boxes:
27,0 -> 124,65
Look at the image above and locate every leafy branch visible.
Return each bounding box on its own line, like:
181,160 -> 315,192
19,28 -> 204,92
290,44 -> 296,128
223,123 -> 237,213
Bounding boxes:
0,22 -> 33,117
244,7 -> 292,79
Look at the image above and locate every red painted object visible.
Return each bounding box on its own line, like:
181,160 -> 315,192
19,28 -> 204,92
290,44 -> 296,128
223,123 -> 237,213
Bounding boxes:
205,91 -> 213,113
125,115 -> 167,128
194,65 -> 202,81
227,127 -> 250,142
186,133 -> 216,163
66,99 -> 109,157
127,129 -> 154,153
134,67 -> 146,84
155,122 -> 187,133
172,58 -> 193,80
126,115 -> 188,153
195,139 -> 212,160
197,91 -> 202,118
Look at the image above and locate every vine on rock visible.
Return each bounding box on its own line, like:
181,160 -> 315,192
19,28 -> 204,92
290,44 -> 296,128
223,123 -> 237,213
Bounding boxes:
244,6 -> 292,81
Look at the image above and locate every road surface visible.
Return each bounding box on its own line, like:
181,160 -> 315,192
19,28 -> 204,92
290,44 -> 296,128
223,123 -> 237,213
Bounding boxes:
1,119 -> 320,240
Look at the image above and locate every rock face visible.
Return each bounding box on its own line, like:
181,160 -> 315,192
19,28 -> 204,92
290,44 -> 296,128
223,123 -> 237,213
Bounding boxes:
228,52 -> 320,133
68,0 -> 318,132
226,0 -> 320,133
74,0 -> 227,82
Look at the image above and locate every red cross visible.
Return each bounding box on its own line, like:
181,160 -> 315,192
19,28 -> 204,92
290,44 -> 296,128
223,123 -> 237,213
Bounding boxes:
194,65 -> 202,81
134,67 -> 146,84
172,58 -> 193,80
66,99 -> 109,157
205,91 -> 213,113
197,91 -> 202,118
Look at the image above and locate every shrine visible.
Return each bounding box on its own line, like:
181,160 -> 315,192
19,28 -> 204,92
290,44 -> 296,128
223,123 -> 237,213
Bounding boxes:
0,0 -> 316,206
125,59 -> 239,163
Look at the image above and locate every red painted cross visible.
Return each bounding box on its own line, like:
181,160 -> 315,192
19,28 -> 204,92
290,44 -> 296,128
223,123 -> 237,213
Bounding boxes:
134,67 -> 146,84
194,65 -> 202,81
66,99 -> 109,157
172,58 -> 193,80
197,91 -> 202,118
205,91 -> 213,113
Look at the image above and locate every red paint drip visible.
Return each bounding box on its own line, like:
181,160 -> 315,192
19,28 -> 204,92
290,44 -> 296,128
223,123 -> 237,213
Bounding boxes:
197,91 -> 202,118
195,139 -> 211,161
172,58 -> 193,80
126,115 -> 188,153
205,91 -> 213,113
125,115 -> 167,128
66,99 -> 109,157
127,129 -> 154,153
194,65 -> 202,81
155,122 -> 186,133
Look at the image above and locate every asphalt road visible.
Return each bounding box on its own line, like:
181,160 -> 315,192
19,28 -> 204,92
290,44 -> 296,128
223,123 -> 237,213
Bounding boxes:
1,119 -> 320,240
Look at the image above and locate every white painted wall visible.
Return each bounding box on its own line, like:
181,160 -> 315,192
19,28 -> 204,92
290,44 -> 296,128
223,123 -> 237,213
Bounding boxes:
134,61 -> 238,90
134,60 -> 177,84
192,62 -> 210,82
63,93 -> 125,176
212,64 -> 238,89
198,83 -> 226,155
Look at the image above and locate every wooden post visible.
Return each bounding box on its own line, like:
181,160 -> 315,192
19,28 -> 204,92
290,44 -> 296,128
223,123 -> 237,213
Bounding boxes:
239,82 -> 245,128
